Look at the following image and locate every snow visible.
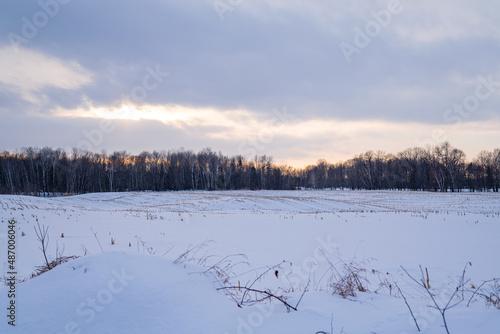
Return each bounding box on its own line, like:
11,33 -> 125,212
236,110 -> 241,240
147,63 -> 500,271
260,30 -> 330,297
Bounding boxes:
2,252 -> 239,333
1,190 -> 499,333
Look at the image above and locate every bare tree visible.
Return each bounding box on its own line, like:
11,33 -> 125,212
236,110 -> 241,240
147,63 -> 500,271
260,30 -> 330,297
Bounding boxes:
1,144 -> 499,194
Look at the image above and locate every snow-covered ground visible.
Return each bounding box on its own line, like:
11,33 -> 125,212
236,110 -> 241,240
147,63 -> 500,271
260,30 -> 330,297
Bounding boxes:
1,190 -> 499,333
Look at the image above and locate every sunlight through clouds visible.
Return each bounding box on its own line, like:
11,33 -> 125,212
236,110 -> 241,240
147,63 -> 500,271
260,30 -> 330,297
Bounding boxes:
50,103 -> 264,138
47,101 -> 500,167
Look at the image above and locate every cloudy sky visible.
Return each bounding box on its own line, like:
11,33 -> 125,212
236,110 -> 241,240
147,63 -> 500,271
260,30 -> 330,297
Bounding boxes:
1,0 -> 499,166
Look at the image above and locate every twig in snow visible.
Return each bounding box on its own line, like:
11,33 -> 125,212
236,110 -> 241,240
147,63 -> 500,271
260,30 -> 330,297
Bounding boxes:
90,227 -> 104,253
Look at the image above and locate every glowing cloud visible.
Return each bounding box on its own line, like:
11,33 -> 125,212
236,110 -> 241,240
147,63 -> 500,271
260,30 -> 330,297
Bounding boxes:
0,46 -> 92,104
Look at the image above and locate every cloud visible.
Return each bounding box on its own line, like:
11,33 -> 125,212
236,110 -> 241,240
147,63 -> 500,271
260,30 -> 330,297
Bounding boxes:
1,0 -> 500,165
391,0 -> 500,45
3,0 -> 499,123
0,46 -> 92,105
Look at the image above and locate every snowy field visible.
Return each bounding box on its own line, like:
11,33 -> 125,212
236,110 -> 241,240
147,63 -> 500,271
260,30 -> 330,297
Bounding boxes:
1,190 -> 500,333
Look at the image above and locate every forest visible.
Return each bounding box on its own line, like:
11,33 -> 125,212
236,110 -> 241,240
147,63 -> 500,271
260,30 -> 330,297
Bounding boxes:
0,142 -> 499,195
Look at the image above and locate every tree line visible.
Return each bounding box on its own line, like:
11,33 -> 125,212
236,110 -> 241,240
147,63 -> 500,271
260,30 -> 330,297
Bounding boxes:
0,142 -> 499,195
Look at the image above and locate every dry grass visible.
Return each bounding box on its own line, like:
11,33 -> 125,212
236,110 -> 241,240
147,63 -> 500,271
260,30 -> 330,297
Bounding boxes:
485,280 -> 500,309
31,255 -> 80,278
327,258 -> 370,298
468,278 -> 500,310
322,252 -> 396,299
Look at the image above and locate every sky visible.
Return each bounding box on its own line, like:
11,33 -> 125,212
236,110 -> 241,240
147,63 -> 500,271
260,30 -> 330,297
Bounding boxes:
1,0 -> 499,167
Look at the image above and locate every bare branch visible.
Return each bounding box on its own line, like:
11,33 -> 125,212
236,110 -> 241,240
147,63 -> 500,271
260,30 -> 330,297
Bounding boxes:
34,220 -> 50,268
401,263 -> 471,334
217,286 -> 297,312
396,283 -> 420,332
90,227 -> 104,253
